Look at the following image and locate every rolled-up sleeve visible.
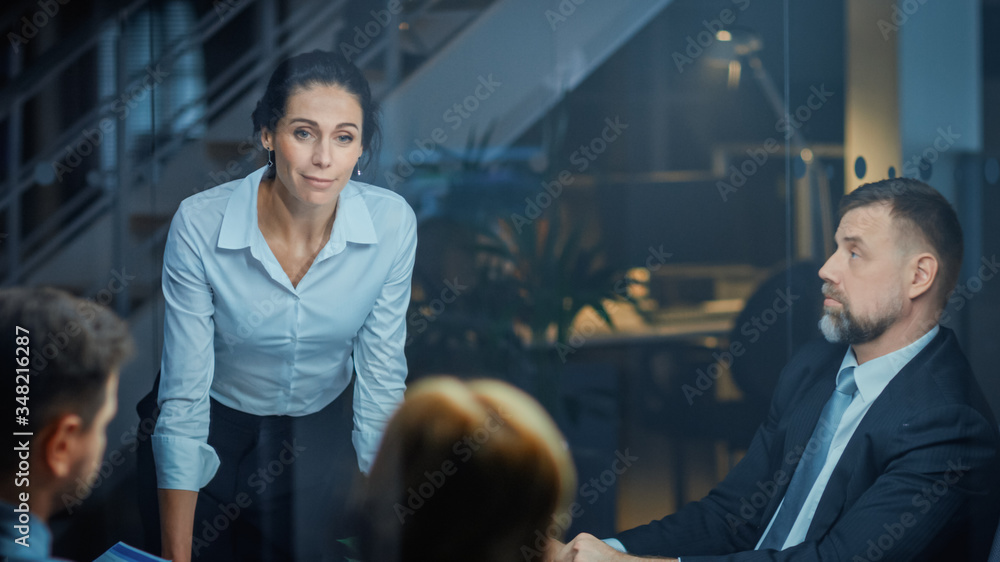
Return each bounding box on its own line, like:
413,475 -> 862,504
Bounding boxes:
152,206 -> 221,491
351,205 -> 417,473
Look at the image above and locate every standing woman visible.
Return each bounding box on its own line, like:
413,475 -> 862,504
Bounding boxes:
149,50 -> 416,561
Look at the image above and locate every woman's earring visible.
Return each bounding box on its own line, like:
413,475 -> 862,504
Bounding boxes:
265,146 -> 273,167
355,162 -> 362,177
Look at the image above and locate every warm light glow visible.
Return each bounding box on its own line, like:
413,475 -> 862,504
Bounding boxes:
800,148 -> 814,162
399,22 -> 410,30
702,299 -> 745,314
627,267 -> 651,283
727,60 -> 742,89
716,30 -> 732,42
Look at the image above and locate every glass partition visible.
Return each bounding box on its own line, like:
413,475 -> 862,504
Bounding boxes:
3,0 -> 997,557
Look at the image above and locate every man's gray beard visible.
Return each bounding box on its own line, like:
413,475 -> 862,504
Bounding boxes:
819,299 -> 901,345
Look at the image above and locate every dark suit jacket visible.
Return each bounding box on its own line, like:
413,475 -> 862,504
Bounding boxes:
616,327 -> 1000,561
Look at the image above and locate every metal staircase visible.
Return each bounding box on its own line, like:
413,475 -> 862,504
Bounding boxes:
1,0 -> 675,312
0,0 -> 493,301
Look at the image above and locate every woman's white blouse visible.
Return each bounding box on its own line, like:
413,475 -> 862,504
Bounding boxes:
152,166 -> 417,492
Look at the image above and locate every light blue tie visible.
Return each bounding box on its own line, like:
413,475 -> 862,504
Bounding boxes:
759,366 -> 857,550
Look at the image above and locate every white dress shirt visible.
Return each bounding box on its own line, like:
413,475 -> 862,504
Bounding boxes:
152,165 -> 417,491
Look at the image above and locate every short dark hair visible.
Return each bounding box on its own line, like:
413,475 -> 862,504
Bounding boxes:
252,49 -> 381,177
840,178 -> 963,307
0,287 -> 133,440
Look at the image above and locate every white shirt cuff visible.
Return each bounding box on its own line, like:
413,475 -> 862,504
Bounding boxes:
603,538 -> 627,553
151,434 -> 221,491
353,429 -> 382,474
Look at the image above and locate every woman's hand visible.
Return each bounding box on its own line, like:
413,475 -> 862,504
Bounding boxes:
158,488 -> 199,562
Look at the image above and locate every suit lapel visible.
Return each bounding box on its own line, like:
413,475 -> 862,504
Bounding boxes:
760,357 -> 842,525
804,377 -> 891,540
782,362 -> 839,474
804,329 -> 950,540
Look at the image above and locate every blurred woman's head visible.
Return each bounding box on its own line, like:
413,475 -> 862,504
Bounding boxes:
362,377 -> 576,562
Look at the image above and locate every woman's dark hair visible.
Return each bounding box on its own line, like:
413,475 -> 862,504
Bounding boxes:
252,50 -> 381,177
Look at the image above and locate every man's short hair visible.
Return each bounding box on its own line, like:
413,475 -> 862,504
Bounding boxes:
840,178 -> 963,307
0,287 -> 133,439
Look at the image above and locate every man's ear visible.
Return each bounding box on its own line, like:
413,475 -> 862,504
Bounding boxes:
909,252 -> 939,300
40,414 -> 84,479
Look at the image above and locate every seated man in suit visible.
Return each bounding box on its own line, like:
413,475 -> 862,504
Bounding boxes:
0,287 -> 133,560
553,178 -> 1000,561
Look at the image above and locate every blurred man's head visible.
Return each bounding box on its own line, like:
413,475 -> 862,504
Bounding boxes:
817,178 -> 962,349
0,287 -> 133,520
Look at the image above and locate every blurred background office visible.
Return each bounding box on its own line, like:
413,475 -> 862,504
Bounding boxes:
2,0 -> 998,559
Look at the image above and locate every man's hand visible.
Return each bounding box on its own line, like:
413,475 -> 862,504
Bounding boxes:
549,533 -> 677,562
